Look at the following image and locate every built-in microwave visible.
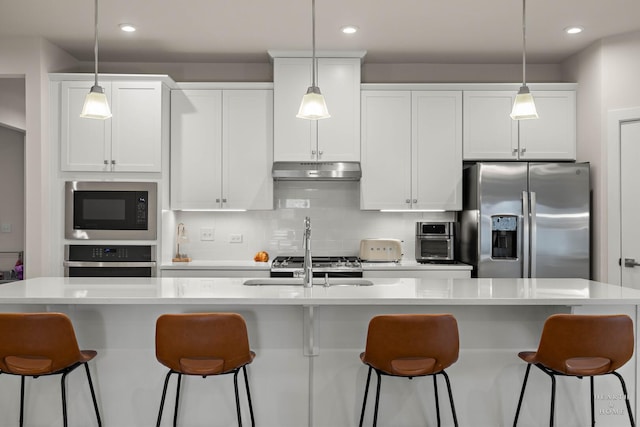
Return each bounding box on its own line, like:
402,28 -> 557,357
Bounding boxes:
415,222 -> 455,263
65,181 -> 157,240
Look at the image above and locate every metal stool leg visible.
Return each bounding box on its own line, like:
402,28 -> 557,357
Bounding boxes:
19,376 -> 25,427
242,366 -> 256,427
233,369 -> 243,427
433,375 -> 441,427
156,371 -> 173,427
61,371 -> 69,427
372,370 -> 382,427
83,363 -> 102,426
612,371 -> 636,427
359,366 -> 373,427
590,376 -> 595,427
441,371 -> 459,427
549,373 -> 556,427
173,373 -> 182,427
513,363 -> 532,427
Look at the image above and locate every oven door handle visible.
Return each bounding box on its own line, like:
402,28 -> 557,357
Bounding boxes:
63,261 -> 157,268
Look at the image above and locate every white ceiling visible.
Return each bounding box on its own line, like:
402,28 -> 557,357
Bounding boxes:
2,0 -> 639,64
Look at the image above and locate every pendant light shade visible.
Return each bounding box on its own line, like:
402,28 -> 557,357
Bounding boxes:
297,0 -> 330,120
510,0 -> 538,120
81,0 -> 111,120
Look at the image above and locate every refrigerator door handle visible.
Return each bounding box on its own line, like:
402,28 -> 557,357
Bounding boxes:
522,191 -> 530,278
529,191 -> 537,278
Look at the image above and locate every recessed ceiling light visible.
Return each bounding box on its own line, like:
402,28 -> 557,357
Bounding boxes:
119,23 -> 136,32
341,25 -> 359,35
564,26 -> 584,35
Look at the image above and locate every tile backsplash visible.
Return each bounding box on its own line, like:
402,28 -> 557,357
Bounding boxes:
169,181 -> 455,262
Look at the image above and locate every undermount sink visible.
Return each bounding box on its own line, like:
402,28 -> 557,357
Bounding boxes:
243,278 -> 374,287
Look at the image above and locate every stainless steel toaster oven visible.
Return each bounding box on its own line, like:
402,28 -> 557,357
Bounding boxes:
415,222 -> 455,263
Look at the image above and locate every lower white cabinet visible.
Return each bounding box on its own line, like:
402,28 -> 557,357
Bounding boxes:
171,89 -> 273,210
361,90 -> 462,210
161,269 -> 269,278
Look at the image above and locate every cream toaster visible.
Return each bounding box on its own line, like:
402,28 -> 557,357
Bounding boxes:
359,239 -> 403,262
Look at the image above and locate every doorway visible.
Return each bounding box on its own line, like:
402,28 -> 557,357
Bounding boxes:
608,107 -> 640,286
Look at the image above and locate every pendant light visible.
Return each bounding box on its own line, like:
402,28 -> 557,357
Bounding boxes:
80,0 -> 112,119
297,0 -> 330,120
510,0 -> 538,120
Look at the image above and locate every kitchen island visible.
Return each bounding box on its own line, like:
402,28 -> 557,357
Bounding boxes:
0,277 -> 637,427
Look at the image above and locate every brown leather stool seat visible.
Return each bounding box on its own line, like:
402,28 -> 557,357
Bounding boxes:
513,313 -> 635,427
358,314 -> 459,427
0,312 -> 102,427
155,313 -> 256,427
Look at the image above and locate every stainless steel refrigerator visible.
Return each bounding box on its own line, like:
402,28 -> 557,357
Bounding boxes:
458,162 -> 590,278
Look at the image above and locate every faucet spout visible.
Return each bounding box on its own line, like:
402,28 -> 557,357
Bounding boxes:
303,216 -> 312,288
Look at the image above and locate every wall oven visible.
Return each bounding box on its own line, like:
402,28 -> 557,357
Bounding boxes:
415,222 -> 455,263
64,245 -> 156,277
65,181 -> 157,240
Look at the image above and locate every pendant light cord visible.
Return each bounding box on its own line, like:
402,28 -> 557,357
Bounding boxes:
311,0 -> 317,87
521,0 -> 527,86
93,0 -> 99,87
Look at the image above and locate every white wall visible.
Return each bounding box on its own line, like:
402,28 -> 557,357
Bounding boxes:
171,181 -> 454,262
0,78 -> 25,131
0,37 -> 78,278
561,30 -> 640,282
0,126 -> 24,273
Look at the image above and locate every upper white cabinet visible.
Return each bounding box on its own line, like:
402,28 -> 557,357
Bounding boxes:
463,90 -> 576,161
273,56 -> 361,162
170,88 -> 273,211
361,90 -> 462,211
60,80 -> 165,172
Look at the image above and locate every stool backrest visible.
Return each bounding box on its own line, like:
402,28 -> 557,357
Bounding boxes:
0,312 -> 83,373
535,314 -> 634,373
156,313 -> 252,373
362,314 -> 459,374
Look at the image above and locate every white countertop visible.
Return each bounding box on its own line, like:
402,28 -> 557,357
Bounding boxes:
1,277 -> 639,306
160,259 -> 471,270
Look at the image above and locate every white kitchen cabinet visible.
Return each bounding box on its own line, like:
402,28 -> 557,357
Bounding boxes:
273,57 -> 361,162
361,90 -> 462,211
60,80 -> 164,172
170,89 -> 273,210
463,90 -> 576,161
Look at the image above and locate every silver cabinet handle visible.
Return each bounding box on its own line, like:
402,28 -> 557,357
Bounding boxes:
405,199 -> 411,204
625,258 -> 640,268
311,150 -> 317,155
111,160 -> 116,164
215,198 -> 220,203
103,160 -> 108,165
512,148 -> 518,155
412,199 -> 417,203
222,198 -> 227,203
520,148 -> 527,154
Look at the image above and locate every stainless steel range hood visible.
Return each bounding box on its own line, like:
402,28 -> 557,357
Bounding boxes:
272,161 -> 361,181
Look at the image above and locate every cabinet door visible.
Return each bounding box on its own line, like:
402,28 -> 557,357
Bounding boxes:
316,58 -> 361,161
273,58 -> 315,161
222,90 -> 274,210
360,91 -> 412,210
170,90 -> 222,210
518,91 -> 576,160
463,91 -> 518,160
111,81 -> 163,172
412,91 -> 462,210
60,81 -> 111,171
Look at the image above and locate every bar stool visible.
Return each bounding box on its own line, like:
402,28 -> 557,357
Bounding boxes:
513,313 -> 635,427
0,312 -> 102,427
155,313 -> 256,427
358,313 -> 459,427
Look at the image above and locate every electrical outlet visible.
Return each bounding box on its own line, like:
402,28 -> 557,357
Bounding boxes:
229,234 -> 243,243
200,228 -> 214,241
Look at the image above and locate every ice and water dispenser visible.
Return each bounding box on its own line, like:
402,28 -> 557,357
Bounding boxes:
491,216 -> 518,259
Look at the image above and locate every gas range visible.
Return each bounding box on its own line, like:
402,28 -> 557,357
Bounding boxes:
270,256 -> 363,278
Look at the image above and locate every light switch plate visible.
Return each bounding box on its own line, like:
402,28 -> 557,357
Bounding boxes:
229,234 -> 243,243
200,228 -> 214,241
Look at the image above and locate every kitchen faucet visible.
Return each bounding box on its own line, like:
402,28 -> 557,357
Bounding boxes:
302,216 -> 312,288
